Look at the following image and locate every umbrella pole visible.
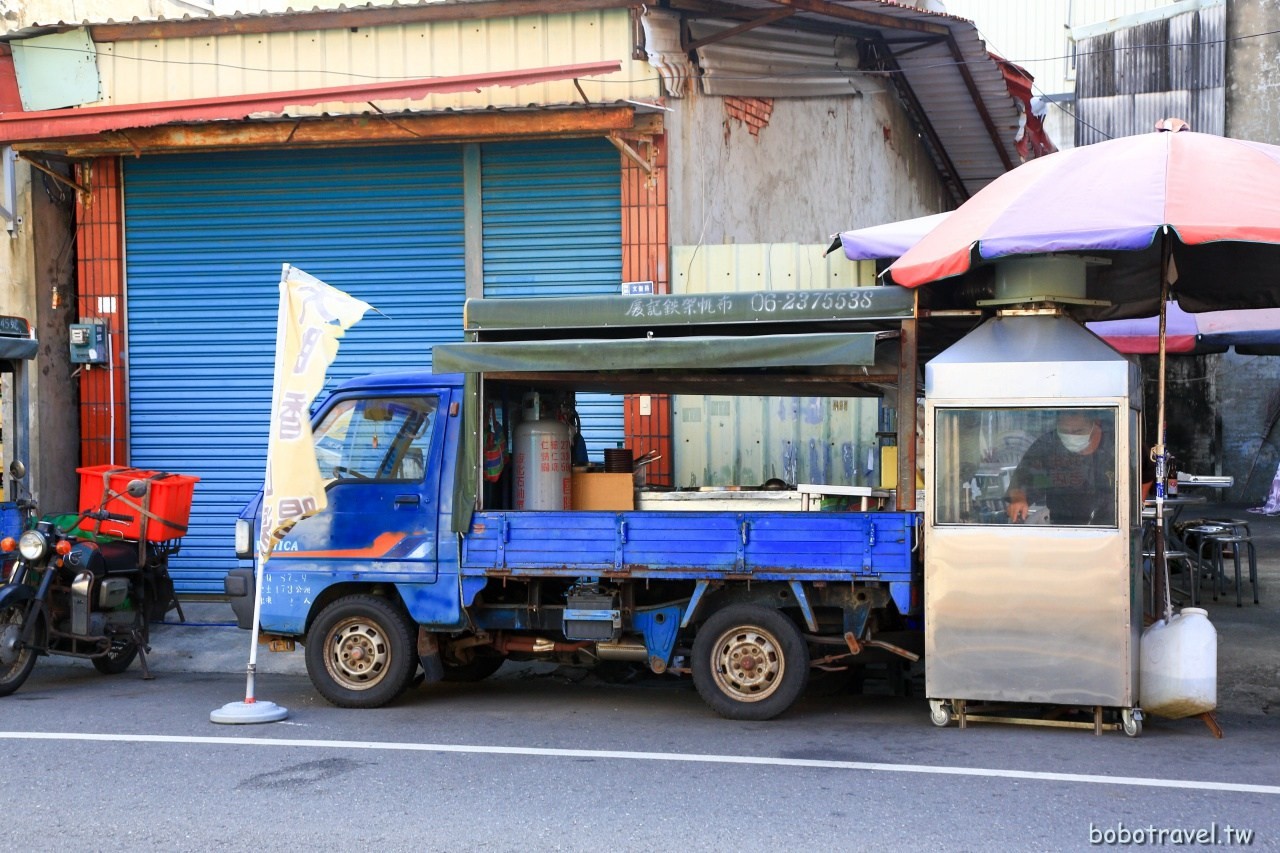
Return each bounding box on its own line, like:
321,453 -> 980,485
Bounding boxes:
1153,236 -> 1173,623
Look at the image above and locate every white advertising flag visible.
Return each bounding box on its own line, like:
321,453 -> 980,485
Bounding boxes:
258,265 -> 372,563
212,264 -> 372,725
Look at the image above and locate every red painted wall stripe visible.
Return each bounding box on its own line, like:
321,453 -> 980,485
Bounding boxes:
75,157 -> 128,466
620,134 -> 671,487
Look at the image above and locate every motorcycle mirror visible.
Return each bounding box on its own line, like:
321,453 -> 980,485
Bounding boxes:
126,479 -> 149,498
8,460 -> 25,480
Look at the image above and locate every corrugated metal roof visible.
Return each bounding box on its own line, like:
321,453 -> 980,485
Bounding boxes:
0,63 -> 624,143
1,0 -> 1021,199
674,0 -> 1022,199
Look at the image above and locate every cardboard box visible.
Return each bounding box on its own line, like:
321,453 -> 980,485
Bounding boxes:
571,472 -> 634,511
880,446 -> 898,489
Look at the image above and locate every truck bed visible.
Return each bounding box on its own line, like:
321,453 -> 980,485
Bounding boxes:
462,509 -> 916,585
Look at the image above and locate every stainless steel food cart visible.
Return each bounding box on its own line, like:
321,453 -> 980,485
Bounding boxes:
923,307 -> 1144,735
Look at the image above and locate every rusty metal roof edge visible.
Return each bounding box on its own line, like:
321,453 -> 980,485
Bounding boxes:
0,61 -> 624,145
0,0 -> 638,43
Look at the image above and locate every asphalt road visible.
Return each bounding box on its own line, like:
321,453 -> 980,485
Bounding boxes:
1,661 -> 1277,852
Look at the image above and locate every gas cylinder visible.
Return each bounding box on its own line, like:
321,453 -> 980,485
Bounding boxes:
513,414 -> 572,510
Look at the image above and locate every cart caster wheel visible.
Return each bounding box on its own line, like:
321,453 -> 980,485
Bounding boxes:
929,698 -> 952,728
1121,708 -> 1143,738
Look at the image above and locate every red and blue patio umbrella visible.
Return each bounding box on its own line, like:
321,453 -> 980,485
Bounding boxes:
884,121 -> 1280,620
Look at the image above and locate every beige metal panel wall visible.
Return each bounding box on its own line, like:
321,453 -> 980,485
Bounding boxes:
672,243 -> 876,294
672,390 -> 882,489
92,9 -> 656,110
669,243 -> 883,490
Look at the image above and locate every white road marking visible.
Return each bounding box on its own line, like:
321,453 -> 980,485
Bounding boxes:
1,730 -> 1277,795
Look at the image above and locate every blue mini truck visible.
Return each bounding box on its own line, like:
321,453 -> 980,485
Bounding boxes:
227,289 -> 923,720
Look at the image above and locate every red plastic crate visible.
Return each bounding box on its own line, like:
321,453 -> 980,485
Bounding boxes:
76,465 -> 200,542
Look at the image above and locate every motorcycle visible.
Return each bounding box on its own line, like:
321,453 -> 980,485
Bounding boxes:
0,462 -> 182,696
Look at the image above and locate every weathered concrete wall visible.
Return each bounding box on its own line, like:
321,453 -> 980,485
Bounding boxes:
1226,0 -> 1280,144
1211,351 -> 1280,503
1140,354 -> 1218,486
665,87 -> 950,247
0,159 -> 77,509
0,163 -> 36,497
29,165 -> 79,511
1210,1 -> 1280,502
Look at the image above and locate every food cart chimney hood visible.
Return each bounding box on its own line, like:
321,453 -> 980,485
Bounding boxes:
926,312 -> 1140,401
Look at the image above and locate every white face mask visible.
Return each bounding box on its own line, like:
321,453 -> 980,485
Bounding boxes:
1057,429 -> 1092,453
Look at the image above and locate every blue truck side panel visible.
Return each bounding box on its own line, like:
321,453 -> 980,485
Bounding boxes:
259,573 -> 461,635
461,509 -> 915,584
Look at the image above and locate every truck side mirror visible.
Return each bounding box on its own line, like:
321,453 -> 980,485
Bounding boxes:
126,479 -> 149,498
8,460 -> 25,480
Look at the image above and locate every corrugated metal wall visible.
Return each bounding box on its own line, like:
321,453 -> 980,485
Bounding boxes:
95,9 -> 657,113
482,139 -> 622,299
124,145 -> 467,592
1074,2 -> 1225,144
943,0 -> 1180,95
670,243 -> 882,489
122,139 -> 623,592
481,138 -> 625,453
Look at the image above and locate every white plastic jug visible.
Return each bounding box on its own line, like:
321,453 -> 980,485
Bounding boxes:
1139,607 -> 1217,718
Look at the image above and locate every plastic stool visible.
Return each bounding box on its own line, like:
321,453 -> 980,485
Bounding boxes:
1181,523 -> 1232,606
1207,533 -> 1259,607
1199,517 -> 1251,538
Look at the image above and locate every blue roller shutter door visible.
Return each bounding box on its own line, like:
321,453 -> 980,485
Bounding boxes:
123,146 -> 466,593
481,139 -> 624,451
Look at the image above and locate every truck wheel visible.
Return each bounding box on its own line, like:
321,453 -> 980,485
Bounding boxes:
692,604 -> 809,720
306,595 -> 417,708
92,638 -> 139,675
0,605 -> 38,697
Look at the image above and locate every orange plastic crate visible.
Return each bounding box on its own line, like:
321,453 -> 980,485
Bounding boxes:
76,465 -> 200,542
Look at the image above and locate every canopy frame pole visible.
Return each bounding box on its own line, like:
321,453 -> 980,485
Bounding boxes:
1153,232 -> 1173,623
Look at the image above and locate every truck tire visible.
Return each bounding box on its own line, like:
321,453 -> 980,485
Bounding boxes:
306,595 -> 417,708
692,604 -> 809,720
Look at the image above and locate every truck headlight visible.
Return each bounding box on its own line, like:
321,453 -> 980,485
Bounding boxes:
18,530 -> 49,561
234,519 -> 252,560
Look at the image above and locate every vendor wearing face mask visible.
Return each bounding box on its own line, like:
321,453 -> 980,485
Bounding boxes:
1005,410 -> 1115,525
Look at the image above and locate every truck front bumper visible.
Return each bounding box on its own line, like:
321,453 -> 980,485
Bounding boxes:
223,568 -> 255,630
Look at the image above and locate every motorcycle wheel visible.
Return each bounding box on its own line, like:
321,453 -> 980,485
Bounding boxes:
0,605 -> 38,697
92,638 -> 139,675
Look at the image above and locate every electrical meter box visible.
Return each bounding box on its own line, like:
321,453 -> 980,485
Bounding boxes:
69,322 -> 107,364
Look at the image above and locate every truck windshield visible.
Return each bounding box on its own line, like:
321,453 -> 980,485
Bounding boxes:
313,395 -> 438,482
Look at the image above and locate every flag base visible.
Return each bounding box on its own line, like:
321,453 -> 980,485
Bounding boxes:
210,699 -> 289,725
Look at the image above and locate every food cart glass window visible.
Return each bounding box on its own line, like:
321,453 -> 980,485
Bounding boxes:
934,407 -> 1117,528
